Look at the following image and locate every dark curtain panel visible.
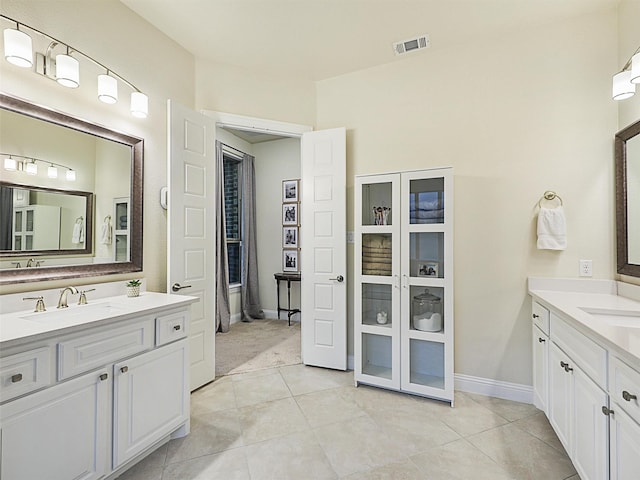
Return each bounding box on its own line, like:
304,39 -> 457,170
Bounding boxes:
241,154 -> 265,321
0,186 -> 13,250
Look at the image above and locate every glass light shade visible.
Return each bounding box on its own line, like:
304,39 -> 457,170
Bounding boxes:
66,169 -> 76,181
55,54 -> 79,88
612,70 -> 635,100
98,74 -> 118,104
130,92 -> 148,118
4,28 -> 33,68
631,53 -> 640,84
4,157 -> 17,171
47,165 -> 58,178
25,162 -> 37,175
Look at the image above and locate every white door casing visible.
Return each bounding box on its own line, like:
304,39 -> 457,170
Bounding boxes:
168,100 -> 216,390
300,128 -> 347,370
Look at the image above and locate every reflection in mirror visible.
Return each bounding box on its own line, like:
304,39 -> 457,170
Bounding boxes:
0,94 -> 143,285
615,118 -> 640,277
0,182 -> 93,256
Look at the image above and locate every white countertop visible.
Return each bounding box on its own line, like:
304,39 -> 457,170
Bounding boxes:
0,292 -> 198,350
528,278 -> 640,369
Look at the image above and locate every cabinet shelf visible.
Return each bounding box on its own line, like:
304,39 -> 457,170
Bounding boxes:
407,330 -> 445,342
361,323 -> 393,335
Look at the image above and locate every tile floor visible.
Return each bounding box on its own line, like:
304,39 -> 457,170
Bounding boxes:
117,365 -> 579,480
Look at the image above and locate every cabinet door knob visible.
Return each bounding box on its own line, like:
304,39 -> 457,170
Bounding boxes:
120,366 -> 129,373
602,406 -> 614,416
173,324 -> 181,331
538,337 -> 546,343
622,390 -> 637,402
532,314 -> 540,319
11,373 -> 23,383
99,373 -> 108,381
560,361 -> 569,369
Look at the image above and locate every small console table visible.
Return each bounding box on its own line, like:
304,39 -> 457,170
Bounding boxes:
274,272 -> 301,326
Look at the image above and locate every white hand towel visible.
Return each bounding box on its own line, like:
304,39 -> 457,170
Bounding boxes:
537,206 -> 567,250
100,220 -> 112,245
72,222 -> 84,244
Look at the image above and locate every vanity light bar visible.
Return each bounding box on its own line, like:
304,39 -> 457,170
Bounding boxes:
1,153 -> 76,181
613,46 -> 640,101
1,14 -> 148,118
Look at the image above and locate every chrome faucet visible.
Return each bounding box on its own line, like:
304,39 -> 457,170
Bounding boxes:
26,258 -> 36,267
57,286 -> 79,309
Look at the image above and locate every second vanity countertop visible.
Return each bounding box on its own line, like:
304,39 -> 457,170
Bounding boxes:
528,278 -> 640,370
0,291 -> 198,350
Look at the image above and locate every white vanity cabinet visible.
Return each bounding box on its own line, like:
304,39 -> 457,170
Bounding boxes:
354,168 -> 454,403
0,298 -> 193,480
0,368 -> 110,480
113,338 -> 188,467
531,297 -> 640,480
532,302 -> 550,412
608,356 -> 640,479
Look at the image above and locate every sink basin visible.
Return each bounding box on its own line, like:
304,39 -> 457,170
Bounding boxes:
578,307 -> 640,328
21,302 -> 126,323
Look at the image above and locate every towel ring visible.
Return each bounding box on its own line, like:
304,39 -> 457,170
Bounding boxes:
75,216 -> 84,224
538,191 -> 563,208
104,214 -> 112,222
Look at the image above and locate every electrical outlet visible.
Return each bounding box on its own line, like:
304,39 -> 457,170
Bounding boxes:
579,259 -> 593,277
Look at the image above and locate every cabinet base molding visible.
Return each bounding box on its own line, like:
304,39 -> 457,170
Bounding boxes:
454,373 -> 533,404
104,433 -> 173,480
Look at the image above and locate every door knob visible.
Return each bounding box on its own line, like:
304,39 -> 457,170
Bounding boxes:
172,283 -> 192,292
329,275 -> 344,282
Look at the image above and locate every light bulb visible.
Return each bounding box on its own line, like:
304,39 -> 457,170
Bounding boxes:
130,91 -> 148,118
98,74 -> 118,104
613,70 -> 635,100
56,53 -> 79,88
4,157 -> 17,171
66,169 -> 76,181
48,165 -> 58,178
25,162 -> 37,175
3,27 -> 33,68
631,53 -> 640,85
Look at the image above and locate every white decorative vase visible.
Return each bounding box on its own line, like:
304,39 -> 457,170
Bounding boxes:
126,285 -> 140,297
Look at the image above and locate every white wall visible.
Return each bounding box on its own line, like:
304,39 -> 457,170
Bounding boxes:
316,9 -> 619,386
0,0 -> 195,294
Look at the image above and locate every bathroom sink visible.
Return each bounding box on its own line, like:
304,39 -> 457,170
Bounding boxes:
21,302 -> 126,323
578,307 -> 640,328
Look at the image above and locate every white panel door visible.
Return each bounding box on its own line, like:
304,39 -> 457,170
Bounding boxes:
168,100 -> 216,390
300,128 -> 347,370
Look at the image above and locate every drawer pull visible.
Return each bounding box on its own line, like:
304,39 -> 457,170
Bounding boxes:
560,361 -> 573,373
538,337 -> 546,343
99,373 -> 108,381
622,390 -> 637,402
173,324 -> 181,331
602,406 -> 614,416
120,366 -> 129,374
532,314 -> 540,319
11,373 -> 23,383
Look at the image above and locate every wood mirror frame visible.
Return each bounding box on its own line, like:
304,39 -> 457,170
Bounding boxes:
0,94 -> 143,285
615,118 -> 640,278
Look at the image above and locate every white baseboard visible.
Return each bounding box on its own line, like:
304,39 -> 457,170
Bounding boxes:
454,373 -> 533,404
229,312 -> 242,325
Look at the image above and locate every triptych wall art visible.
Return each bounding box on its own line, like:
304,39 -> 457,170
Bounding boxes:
282,179 -> 300,272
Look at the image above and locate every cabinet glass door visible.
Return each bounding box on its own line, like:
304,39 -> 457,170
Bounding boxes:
408,177 -> 444,225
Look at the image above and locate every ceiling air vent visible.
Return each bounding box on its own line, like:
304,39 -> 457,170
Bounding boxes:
393,34 -> 430,56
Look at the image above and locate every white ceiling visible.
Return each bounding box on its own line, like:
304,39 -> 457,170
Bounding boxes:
121,0 -> 618,81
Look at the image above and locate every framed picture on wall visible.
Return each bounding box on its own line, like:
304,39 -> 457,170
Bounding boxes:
283,249 -> 299,272
283,179 -> 299,203
283,226 -> 299,248
282,203 -> 298,225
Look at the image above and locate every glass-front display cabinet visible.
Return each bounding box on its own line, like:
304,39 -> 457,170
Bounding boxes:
354,168 -> 453,404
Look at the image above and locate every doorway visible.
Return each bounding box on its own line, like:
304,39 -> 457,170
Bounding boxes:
214,125 -> 303,376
